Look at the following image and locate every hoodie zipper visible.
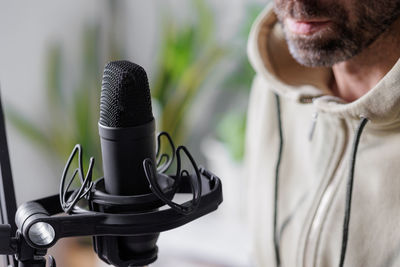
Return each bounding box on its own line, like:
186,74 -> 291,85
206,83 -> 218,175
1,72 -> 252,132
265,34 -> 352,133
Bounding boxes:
308,111 -> 319,141
302,115 -> 350,267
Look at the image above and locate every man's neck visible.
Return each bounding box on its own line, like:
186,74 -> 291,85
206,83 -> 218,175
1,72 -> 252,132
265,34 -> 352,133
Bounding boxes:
330,18 -> 400,102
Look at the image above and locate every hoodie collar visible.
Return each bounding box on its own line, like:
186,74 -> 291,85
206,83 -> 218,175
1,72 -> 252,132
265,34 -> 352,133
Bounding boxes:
248,4 -> 400,125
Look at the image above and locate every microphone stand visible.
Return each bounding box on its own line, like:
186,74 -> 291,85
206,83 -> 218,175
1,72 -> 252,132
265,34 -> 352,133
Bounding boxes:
0,91 -> 223,267
0,92 -> 18,267
0,92 -> 48,267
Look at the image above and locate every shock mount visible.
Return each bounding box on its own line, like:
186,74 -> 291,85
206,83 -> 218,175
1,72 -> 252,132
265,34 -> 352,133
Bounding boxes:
0,131 -> 222,267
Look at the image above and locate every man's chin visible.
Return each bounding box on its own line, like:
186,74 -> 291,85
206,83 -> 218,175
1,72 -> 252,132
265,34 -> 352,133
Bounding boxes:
286,37 -> 354,67
288,46 -> 343,67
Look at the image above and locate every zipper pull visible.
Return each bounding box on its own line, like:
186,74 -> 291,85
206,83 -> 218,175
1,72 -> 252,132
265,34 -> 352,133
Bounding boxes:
308,111 -> 319,141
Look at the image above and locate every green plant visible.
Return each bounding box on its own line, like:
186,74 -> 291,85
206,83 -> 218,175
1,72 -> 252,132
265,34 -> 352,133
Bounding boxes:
7,0 -> 262,180
152,0 -> 226,145
6,0 -> 223,179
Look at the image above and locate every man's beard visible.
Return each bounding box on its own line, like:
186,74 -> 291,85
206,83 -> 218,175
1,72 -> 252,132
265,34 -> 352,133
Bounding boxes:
274,0 -> 400,67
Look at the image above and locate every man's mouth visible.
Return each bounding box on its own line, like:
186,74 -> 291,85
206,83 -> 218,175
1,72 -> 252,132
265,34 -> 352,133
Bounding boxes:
286,18 -> 332,35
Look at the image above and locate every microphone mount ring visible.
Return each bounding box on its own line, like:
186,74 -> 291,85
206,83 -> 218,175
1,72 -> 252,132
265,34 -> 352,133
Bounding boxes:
12,169 -> 222,251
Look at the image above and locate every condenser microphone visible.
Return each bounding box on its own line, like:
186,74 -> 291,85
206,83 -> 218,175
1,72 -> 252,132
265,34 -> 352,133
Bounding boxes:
99,60 -> 155,196
96,60 -> 159,266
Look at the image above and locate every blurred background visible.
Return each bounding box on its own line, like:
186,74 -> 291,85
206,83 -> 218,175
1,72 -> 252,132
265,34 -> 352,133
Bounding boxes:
0,0 -> 267,266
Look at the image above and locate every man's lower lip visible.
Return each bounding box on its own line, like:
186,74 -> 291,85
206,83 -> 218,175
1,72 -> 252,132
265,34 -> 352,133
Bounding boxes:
286,18 -> 331,35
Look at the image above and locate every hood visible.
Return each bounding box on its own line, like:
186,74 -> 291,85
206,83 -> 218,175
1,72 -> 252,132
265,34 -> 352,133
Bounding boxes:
247,4 -> 400,124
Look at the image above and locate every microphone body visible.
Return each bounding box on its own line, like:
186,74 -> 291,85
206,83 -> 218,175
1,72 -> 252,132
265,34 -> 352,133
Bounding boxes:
95,61 -> 160,266
99,120 -> 155,196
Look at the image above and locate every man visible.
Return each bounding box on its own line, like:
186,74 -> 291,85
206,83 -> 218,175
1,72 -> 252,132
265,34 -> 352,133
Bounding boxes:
245,0 -> 400,266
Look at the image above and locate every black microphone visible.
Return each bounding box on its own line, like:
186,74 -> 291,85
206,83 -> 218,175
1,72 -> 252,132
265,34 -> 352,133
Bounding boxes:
99,60 -> 155,196
95,60 -> 159,266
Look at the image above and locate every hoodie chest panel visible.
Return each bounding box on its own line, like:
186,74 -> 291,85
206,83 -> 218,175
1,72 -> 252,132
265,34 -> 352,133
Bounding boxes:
315,124 -> 400,267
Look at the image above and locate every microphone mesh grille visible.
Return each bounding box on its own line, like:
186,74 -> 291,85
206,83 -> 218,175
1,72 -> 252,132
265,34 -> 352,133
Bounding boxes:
100,61 -> 153,127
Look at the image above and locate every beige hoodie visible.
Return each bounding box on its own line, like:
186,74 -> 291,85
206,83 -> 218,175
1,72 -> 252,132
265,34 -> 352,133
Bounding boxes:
245,4 -> 400,267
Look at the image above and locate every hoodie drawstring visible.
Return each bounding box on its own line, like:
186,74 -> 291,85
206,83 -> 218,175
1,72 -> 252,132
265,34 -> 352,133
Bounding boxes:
338,116 -> 369,267
274,93 -> 283,267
